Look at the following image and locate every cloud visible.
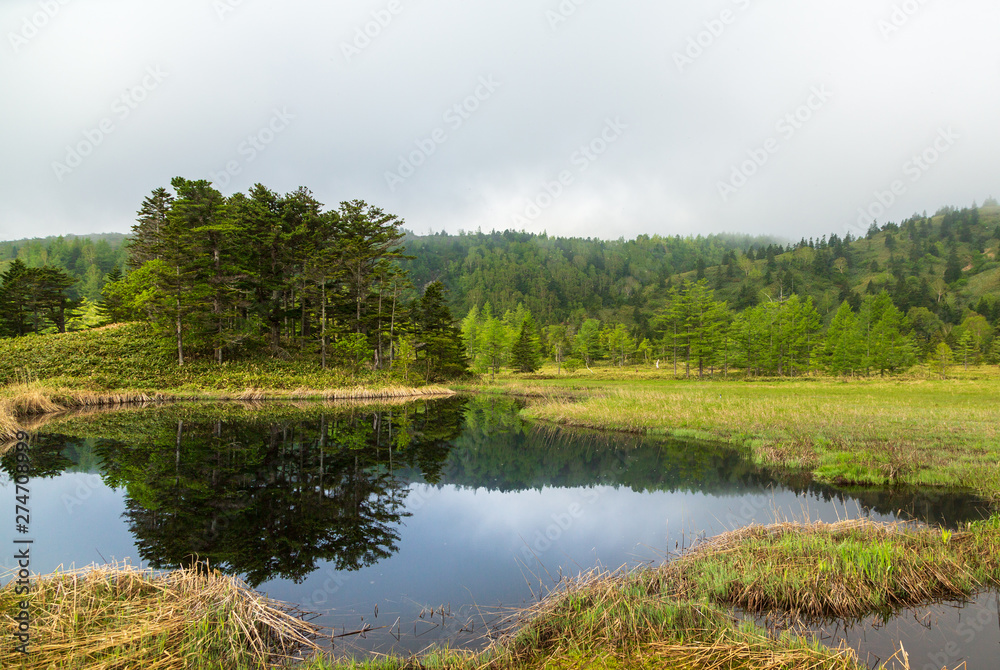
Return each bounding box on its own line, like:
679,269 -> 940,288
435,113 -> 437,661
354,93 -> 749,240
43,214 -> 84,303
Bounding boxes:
2,0 -> 999,242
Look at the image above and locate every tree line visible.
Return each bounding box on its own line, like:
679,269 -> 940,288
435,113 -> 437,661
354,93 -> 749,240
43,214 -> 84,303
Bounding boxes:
3,197 -> 999,378
461,278 -> 997,378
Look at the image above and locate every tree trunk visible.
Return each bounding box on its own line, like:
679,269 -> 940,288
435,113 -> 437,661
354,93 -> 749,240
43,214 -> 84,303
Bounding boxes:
176,266 -> 184,366
321,280 -> 327,369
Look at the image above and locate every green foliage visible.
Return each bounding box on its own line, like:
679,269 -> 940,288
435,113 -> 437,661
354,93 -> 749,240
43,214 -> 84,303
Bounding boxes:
933,341 -> 954,379
0,260 -> 78,335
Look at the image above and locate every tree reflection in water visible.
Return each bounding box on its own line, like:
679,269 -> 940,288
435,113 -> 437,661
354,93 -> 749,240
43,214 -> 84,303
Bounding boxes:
4,395 -> 993,589
99,399 -> 463,586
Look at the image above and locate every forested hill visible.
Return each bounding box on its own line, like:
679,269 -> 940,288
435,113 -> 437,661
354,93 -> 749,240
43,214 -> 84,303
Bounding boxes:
403,230 -> 783,327
3,202 -> 1000,344
403,203 -> 1000,335
0,233 -> 128,303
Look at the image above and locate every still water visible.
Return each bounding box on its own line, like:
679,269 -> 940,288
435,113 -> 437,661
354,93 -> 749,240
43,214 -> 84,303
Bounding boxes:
1,396 -> 997,665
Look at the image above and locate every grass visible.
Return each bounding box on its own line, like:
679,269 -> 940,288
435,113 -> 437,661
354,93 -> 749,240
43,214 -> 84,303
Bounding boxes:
0,322 -> 437,393
460,366 -> 1000,500
0,382 -> 454,444
0,321 -> 455,442
661,516 -> 1000,619
0,561 -> 320,670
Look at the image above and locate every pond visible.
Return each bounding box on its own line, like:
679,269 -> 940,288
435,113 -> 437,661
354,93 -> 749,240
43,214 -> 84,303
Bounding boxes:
1,396 -> 997,666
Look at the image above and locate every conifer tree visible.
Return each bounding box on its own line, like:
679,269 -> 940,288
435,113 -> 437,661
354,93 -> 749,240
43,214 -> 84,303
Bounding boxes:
510,314 -> 542,373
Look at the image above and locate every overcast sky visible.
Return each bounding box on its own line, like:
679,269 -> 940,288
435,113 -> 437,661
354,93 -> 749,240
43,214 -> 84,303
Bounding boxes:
2,0 -> 999,243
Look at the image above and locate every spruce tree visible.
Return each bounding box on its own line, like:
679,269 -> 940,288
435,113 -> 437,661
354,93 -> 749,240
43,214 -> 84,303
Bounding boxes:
944,246 -> 962,283
511,314 -> 542,373
415,281 -> 467,381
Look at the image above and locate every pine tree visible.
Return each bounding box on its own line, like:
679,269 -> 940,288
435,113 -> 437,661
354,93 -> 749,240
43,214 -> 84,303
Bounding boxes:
0,259 -> 30,336
128,187 -> 174,267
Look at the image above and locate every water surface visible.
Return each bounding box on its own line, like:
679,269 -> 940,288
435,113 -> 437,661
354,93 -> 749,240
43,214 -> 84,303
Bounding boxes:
1,396 -> 995,663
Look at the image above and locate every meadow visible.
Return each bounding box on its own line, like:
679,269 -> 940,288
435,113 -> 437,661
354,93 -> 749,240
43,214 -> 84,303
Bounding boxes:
458,364 -> 1000,501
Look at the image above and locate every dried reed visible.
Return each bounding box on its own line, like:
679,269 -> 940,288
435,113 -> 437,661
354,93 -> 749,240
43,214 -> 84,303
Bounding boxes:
0,561 -> 320,669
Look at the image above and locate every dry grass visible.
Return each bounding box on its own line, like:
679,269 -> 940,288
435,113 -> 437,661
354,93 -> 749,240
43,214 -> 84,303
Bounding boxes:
0,561 -> 320,670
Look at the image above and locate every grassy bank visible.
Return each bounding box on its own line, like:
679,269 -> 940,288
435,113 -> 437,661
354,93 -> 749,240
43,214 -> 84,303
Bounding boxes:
0,382 -> 454,444
661,516 -> 1000,619
0,322 -> 452,395
0,322 -> 455,441
0,562 -> 319,670
462,372 -> 1000,500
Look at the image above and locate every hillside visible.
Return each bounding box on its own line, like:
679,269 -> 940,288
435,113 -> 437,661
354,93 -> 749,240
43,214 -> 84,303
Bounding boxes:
402,204 -> 1000,337
4,203 -> 999,356
0,233 -> 128,303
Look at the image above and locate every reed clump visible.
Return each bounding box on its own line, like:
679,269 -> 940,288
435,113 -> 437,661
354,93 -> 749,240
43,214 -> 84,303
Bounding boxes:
0,562 -> 319,670
484,567 -> 867,670
659,517 -> 1000,620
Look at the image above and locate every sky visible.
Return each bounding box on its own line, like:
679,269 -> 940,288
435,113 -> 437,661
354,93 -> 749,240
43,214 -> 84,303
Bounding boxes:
2,0 -> 999,243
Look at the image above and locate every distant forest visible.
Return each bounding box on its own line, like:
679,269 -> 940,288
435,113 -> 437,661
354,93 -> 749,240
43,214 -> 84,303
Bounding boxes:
1,187 -> 999,377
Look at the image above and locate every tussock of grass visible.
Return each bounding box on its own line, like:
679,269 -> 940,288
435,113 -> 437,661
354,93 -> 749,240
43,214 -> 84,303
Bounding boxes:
0,562 -> 319,670
0,562 -> 408,670
661,517 -> 1000,620
489,568 -> 864,670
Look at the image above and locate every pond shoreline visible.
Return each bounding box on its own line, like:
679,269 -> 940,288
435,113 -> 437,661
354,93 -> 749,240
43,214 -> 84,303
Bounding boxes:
3,379 -> 998,668
6,517 -> 993,669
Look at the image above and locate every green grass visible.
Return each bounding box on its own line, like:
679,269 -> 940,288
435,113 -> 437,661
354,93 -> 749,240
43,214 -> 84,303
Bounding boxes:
662,516 -> 1000,619
0,322 -> 454,441
0,322 -> 406,392
461,366 -> 1000,500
